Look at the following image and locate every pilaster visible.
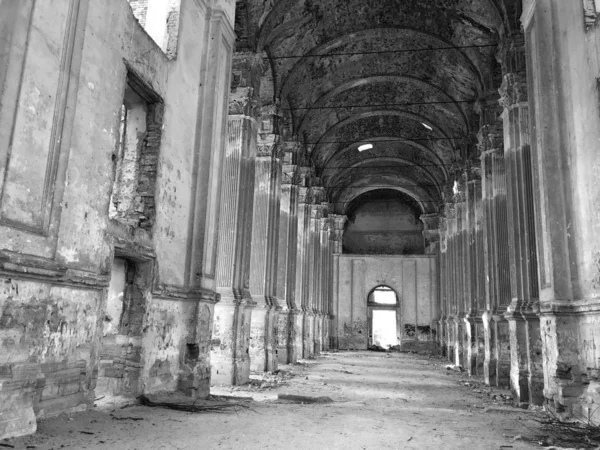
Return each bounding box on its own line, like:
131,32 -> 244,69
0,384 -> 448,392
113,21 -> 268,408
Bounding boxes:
211,113 -> 258,385
248,114 -> 282,373
329,214 -> 347,350
276,160 -> 300,364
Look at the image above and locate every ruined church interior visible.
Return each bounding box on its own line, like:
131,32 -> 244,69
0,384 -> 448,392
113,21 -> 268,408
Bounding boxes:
3,0 -> 600,448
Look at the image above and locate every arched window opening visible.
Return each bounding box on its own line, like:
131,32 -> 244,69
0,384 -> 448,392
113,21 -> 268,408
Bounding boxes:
368,286 -> 397,305
367,286 -> 399,350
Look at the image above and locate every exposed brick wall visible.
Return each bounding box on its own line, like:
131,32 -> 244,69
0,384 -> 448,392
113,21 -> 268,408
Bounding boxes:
110,78 -> 163,233
128,0 -> 148,27
135,102 -> 163,231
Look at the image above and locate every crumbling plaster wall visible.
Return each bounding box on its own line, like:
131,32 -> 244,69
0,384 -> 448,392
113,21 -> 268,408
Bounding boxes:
335,255 -> 437,350
0,0 -> 233,439
521,1 -> 600,417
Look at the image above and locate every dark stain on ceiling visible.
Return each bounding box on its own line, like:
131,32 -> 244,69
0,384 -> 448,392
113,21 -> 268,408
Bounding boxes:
236,0 -> 514,215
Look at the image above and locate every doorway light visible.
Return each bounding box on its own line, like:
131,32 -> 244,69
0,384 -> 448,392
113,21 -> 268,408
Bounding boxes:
358,143 -> 373,152
422,122 -> 433,131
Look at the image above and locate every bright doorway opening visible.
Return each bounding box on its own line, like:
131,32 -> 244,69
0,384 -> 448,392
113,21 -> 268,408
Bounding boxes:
372,310 -> 398,348
368,286 -> 399,349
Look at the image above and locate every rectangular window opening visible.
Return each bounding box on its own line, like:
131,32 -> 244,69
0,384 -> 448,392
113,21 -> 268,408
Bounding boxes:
127,0 -> 181,59
110,70 -> 163,232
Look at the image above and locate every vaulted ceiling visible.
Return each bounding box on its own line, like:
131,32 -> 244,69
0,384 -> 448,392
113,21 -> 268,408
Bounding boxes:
236,0 -> 515,216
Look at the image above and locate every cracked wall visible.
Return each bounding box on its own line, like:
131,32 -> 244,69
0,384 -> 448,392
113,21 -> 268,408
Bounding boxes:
0,0 -> 234,439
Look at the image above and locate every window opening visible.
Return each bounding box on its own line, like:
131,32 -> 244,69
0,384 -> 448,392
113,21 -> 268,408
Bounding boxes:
583,0 -> 600,29
110,71 -> 163,231
368,286 -> 397,305
128,0 -> 181,58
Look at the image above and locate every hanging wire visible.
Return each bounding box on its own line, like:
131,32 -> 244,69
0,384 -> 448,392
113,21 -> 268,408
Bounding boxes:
268,43 -> 498,60
283,99 -> 476,111
304,137 -> 469,145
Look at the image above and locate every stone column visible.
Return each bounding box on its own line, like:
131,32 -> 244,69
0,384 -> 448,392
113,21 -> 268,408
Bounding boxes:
248,118 -> 282,373
329,214 -> 347,350
211,114 -> 257,385
294,179 -> 312,359
478,98 -> 512,386
275,158 -> 300,364
446,203 -> 456,363
421,213 -> 441,352
456,182 -> 472,371
304,200 -> 322,357
438,216 -> 449,357
472,176 -> 487,376
498,36 -> 543,405
463,175 -> 479,376
317,210 -> 330,354
491,149 -> 512,387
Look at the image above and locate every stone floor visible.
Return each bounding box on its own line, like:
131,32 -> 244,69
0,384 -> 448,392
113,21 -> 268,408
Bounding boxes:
6,351 -> 543,450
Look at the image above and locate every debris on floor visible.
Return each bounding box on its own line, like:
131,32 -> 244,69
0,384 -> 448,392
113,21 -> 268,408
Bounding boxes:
445,364 -> 465,372
139,392 -> 252,413
277,394 -> 334,404
528,411 -> 600,449
247,369 -> 295,390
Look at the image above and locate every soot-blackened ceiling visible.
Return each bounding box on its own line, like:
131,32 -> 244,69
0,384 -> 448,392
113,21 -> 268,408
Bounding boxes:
239,0 -> 509,215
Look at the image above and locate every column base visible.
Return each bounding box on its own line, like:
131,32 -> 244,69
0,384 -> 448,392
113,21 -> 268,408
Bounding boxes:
211,297 -> 252,386
464,316 -> 475,375
249,306 -> 269,373
303,312 -> 315,358
507,313 -> 530,405
291,310 -> 304,362
277,310 -> 290,365
474,317 -> 486,376
453,317 -> 465,368
446,318 -> 454,362
493,313 -> 511,387
267,306 -> 279,373
314,313 -> 323,356
323,316 -> 330,352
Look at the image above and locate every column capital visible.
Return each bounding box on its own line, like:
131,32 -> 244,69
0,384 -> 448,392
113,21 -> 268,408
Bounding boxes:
311,186 -> 326,204
257,134 -> 281,157
310,204 -> 322,220
499,72 -> 528,109
421,213 -> 440,245
477,122 -> 504,155
298,186 -> 312,204
319,216 -> 330,231
420,213 -> 439,230
468,166 -> 482,182
311,202 -> 329,220
496,30 -> 526,75
329,214 -> 348,230
297,166 -> 314,187
281,164 -> 299,185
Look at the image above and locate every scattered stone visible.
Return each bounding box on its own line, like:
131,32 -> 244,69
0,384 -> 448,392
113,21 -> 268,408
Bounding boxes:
484,406 -> 535,415
277,394 -> 334,404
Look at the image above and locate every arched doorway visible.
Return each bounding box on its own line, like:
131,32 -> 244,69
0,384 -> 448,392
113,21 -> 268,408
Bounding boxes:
367,286 -> 400,349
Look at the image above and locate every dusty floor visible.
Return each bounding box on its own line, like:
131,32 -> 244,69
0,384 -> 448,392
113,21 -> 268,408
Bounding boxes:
5,351 -> 546,450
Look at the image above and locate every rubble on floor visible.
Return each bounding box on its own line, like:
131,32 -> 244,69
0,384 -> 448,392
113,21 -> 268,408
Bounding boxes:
139,392 -> 252,413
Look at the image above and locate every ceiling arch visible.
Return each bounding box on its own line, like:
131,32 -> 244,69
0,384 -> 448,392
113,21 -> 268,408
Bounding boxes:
311,111 -> 458,168
296,75 -> 470,136
239,0 -> 506,217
